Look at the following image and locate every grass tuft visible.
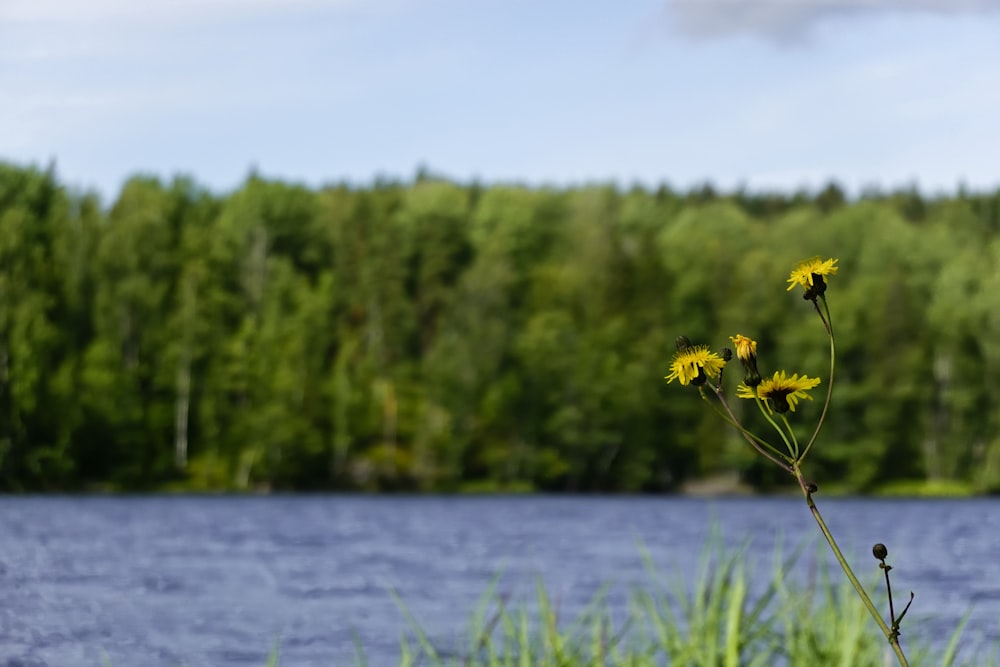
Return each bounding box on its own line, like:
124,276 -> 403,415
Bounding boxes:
374,537 -> 993,667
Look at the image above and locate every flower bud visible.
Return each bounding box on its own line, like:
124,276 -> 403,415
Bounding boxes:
720,347 -> 733,362
729,334 -> 762,387
872,543 -> 888,560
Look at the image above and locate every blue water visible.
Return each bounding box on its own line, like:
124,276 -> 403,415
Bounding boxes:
0,495 -> 997,666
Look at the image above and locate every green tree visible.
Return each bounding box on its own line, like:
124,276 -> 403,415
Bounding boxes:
0,164 -> 75,488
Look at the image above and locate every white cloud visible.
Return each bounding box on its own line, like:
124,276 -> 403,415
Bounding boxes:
667,0 -> 1000,41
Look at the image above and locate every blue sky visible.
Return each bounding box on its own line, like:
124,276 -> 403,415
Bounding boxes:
2,0 -> 999,201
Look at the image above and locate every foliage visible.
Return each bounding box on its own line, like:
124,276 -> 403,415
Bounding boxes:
3,161 -> 1000,492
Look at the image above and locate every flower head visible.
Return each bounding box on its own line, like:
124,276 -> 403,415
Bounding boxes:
729,334 -> 757,363
737,370 -> 821,413
729,333 -> 761,386
666,345 -> 726,386
787,257 -> 838,298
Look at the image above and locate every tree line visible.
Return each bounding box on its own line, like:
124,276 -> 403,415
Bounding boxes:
2,160 -> 1000,492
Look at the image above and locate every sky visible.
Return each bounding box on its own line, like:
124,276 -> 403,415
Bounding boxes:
2,0 -> 1000,201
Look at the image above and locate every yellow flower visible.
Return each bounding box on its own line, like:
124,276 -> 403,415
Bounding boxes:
665,345 -> 726,386
737,370 -> 821,414
787,257 -> 838,294
729,334 -> 757,363
729,333 -> 761,386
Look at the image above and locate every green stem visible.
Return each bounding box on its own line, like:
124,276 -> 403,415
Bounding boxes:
703,388 -> 793,470
753,393 -> 796,459
800,296 -> 835,462
792,464 -> 909,666
779,414 -> 800,460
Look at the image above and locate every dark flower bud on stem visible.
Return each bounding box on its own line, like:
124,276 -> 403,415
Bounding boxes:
720,347 -> 733,362
873,543 -> 888,560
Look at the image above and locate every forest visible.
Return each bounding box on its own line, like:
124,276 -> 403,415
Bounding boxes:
2,160 -> 1000,493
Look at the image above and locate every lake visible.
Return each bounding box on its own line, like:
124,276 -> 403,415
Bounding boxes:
0,495 -> 997,666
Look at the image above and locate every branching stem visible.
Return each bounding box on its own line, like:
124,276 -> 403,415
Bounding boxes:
792,464 -> 909,666
753,393 -> 796,459
699,388 -> 792,466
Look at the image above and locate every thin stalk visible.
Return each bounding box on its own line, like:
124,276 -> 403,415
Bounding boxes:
704,387 -> 793,472
800,296 -> 835,462
753,393 -> 796,459
883,560 -> 897,628
792,464 -> 909,666
700,388 -> 793,464
779,414 -> 800,460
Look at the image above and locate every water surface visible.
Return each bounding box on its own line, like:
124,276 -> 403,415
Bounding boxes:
0,495 -> 997,666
